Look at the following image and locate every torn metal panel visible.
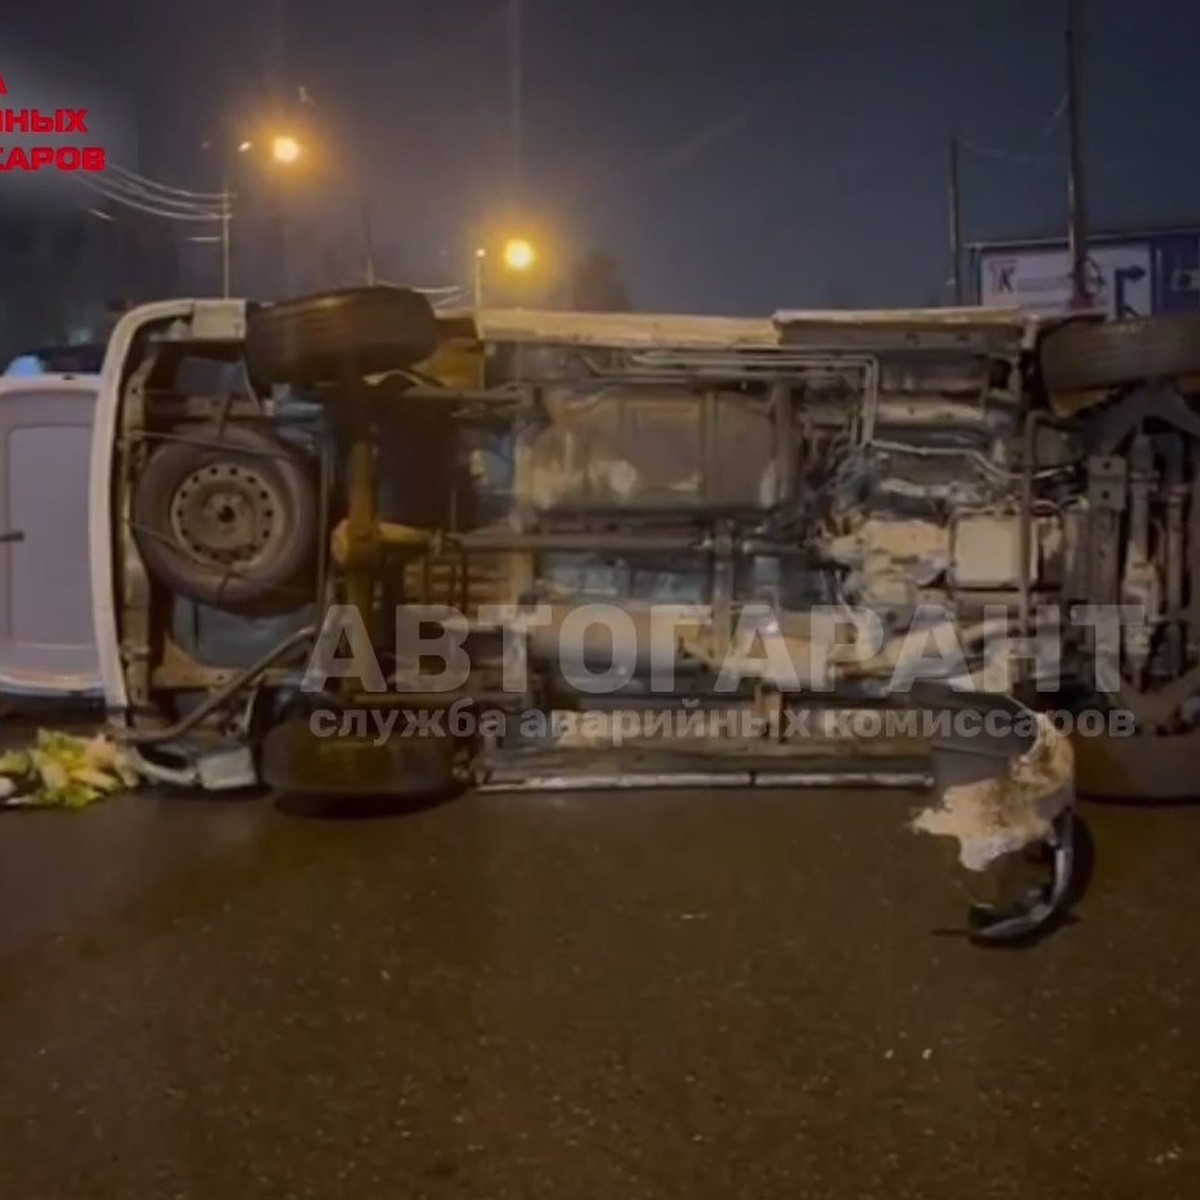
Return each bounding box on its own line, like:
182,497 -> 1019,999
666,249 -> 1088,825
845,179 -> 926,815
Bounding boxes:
827,518 -> 950,608
774,308 -> 1034,356
912,713 -> 1075,871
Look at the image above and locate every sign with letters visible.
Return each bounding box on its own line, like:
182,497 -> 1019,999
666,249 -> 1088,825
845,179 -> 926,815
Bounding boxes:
978,242 -> 1151,318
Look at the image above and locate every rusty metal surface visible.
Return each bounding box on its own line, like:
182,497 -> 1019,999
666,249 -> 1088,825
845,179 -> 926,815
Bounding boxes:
104,298 -> 1200,817
519,387 -> 779,513
462,305 -> 1038,351
471,308 -> 781,348
772,304 -> 1031,328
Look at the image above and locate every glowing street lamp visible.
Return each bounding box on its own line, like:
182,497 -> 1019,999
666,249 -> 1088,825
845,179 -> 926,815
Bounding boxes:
212,134 -> 304,298
502,237 -> 535,271
236,136 -> 303,163
473,238 -> 538,308
270,134 -> 302,165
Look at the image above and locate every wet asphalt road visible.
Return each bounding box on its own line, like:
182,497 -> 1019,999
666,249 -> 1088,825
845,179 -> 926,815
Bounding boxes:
1,784 -> 1197,1200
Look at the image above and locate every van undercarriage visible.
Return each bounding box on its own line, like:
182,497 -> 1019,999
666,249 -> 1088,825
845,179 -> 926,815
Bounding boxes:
92,291 -> 1200,940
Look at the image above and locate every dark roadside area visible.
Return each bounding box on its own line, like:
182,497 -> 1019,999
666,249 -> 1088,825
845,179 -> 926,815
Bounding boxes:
1,741 -> 1197,1200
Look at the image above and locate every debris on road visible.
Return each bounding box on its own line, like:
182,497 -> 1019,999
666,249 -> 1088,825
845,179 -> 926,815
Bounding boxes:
0,729 -> 141,808
909,716 -> 1074,871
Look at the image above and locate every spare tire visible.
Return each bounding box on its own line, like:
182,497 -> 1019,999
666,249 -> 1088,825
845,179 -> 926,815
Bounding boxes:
131,423 -> 319,612
1039,313 -> 1200,392
245,286 -> 440,388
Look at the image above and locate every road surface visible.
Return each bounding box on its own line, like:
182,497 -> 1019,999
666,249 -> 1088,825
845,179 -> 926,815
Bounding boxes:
0,784 -> 1196,1198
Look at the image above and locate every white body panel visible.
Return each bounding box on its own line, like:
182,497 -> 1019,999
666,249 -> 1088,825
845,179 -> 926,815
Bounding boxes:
0,374 -> 101,696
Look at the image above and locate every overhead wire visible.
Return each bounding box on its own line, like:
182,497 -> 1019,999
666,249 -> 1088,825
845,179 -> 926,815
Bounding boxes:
959,135 -> 1145,172
1038,92 -> 1068,139
97,169 -> 229,215
71,8 -> 1085,282
93,182 -> 228,217
957,91 -> 1147,171
958,137 -> 1063,167
107,163 -> 228,201
71,173 -> 226,222
66,158 -> 231,223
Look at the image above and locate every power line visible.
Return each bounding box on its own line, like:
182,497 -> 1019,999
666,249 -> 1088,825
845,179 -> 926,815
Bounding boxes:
71,174 -> 225,222
97,174 -> 229,217
68,161 -> 231,222
958,137 -> 1063,167
648,81 -> 784,177
108,163 -> 227,202
1039,92 -> 1068,139
958,134 -> 1144,172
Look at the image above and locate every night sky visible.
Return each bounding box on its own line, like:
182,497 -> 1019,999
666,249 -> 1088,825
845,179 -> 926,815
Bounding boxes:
6,0 -> 1200,311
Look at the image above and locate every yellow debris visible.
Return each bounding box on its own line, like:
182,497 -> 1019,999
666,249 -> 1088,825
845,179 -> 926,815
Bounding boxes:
0,729 -> 142,808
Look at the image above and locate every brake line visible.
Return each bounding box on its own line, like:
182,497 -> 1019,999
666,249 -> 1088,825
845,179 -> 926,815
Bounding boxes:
113,625 -> 317,746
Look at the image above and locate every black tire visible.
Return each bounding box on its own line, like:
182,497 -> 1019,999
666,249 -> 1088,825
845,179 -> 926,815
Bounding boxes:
260,715 -> 464,805
967,813 -> 1094,947
244,286 -> 440,388
1074,727 -> 1200,801
1039,314 -> 1200,392
131,423 -> 318,612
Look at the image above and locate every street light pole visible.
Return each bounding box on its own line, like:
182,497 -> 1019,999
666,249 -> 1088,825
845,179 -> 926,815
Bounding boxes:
948,136 -> 964,306
276,186 -> 289,297
474,248 -> 486,309
220,168 -> 232,297
206,134 -> 300,298
1065,0 -> 1090,308
361,200 -> 377,286
509,0 -> 523,196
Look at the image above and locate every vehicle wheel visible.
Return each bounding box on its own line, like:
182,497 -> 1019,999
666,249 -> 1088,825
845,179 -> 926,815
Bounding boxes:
260,714 -> 467,805
244,286 -> 441,388
1073,726 -> 1200,801
131,423 -> 318,612
1039,314 -> 1200,392
965,812 -> 1092,946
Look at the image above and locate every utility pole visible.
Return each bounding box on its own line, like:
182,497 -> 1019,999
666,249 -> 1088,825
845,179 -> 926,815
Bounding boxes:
948,137 -> 964,305
276,190 -> 290,297
510,0 -> 523,197
1065,0 -> 1091,308
220,174 -> 232,298
273,0 -> 290,296
474,248 -> 486,309
508,0 -> 525,384
361,200 -> 377,286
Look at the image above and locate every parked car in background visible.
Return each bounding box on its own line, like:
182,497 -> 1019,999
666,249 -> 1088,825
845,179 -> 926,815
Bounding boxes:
3,343 -> 107,378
